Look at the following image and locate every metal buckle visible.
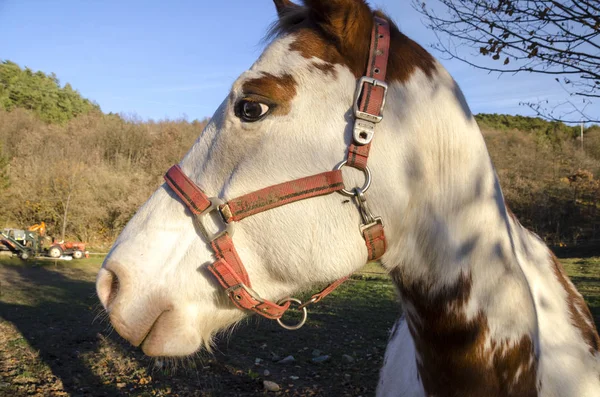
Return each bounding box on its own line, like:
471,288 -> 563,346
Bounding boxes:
352,76 -> 388,145
359,217 -> 384,234
353,76 -> 388,122
195,197 -> 235,242
225,283 -> 264,304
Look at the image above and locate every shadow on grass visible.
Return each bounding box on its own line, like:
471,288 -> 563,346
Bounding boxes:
0,262 -> 131,396
570,275 -> 600,284
0,260 -> 403,396
552,244 -> 600,259
213,278 -> 400,395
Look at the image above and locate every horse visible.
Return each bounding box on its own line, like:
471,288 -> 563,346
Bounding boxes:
96,1 -> 600,395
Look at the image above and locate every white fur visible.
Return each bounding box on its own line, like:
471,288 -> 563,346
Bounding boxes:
378,317 -> 425,397
97,21 -> 600,396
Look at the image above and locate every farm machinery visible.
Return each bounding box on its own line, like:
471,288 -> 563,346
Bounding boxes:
0,222 -> 89,260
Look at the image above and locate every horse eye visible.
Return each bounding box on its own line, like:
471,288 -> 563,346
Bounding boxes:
237,100 -> 270,122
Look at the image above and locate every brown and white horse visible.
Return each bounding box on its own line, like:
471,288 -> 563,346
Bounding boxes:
96,1 -> 600,395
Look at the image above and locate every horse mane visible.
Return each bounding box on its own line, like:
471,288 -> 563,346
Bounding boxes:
265,6 -> 312,43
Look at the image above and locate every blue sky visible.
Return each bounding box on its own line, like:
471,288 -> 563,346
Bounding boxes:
1,0 -> 596,122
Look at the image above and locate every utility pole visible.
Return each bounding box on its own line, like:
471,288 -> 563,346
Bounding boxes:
580,120 -> 584,151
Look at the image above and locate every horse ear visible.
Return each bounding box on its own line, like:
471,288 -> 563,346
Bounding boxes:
304,0 -> 373,64
273,0 -> 299,17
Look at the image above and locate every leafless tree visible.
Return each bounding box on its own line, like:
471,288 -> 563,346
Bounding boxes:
416,0 -> 600,123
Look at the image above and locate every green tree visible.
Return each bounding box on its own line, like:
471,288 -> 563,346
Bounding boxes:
0,60 -> 100,123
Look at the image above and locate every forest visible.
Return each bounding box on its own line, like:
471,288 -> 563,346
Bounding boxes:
0,61 -> 598,249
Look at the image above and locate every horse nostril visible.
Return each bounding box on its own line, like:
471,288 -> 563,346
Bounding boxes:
96,268 -> 120,309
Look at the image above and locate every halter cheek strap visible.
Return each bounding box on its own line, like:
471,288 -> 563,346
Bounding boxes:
348,16 -> 391,170
164,16 -> 390,329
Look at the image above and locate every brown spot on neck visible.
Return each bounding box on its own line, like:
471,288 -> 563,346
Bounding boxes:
390,269 -> 538,396
551,253 -> 600,354
241,73 -> 297,116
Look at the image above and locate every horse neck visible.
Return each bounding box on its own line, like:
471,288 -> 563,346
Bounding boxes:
376,66 -> 539,345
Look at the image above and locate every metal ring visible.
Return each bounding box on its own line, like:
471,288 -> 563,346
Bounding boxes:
334,161 -> 372,197
276,297 -> 308,331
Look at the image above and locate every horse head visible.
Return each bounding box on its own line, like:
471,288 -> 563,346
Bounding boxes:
97,0 -> 477,358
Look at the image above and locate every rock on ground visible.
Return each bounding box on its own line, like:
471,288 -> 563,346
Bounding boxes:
263,380 -> 280,392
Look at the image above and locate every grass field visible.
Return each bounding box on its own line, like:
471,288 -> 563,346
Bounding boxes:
0,256 -> 598,396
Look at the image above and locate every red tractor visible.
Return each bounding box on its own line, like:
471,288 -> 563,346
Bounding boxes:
31,222 -> 89,259
47,240 -> 89,259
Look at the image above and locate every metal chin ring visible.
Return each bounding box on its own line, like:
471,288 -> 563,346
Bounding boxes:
276,297 -> 308,330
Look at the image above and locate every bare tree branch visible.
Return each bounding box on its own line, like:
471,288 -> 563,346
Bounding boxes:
416,0 -> 600,123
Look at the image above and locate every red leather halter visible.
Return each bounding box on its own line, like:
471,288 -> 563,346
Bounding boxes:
164,16 -> 390,330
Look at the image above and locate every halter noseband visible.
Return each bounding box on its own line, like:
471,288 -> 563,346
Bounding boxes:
164,17 -> 390,330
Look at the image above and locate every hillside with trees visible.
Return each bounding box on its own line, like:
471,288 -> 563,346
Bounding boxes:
0,108 -> 207,247
476,114 -> 600,249
0,62 -> 598,249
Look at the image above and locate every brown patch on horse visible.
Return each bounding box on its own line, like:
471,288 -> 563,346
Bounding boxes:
288,26 -> 345,69
271,2 -> 436,82
304,0 -> 373,78
241,73 -> 297,116
550,253 -> 600,354
310,61 -> 337,77
285,27 -> 343,77
490,336 -> 538,396
390,269 -> 538,397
